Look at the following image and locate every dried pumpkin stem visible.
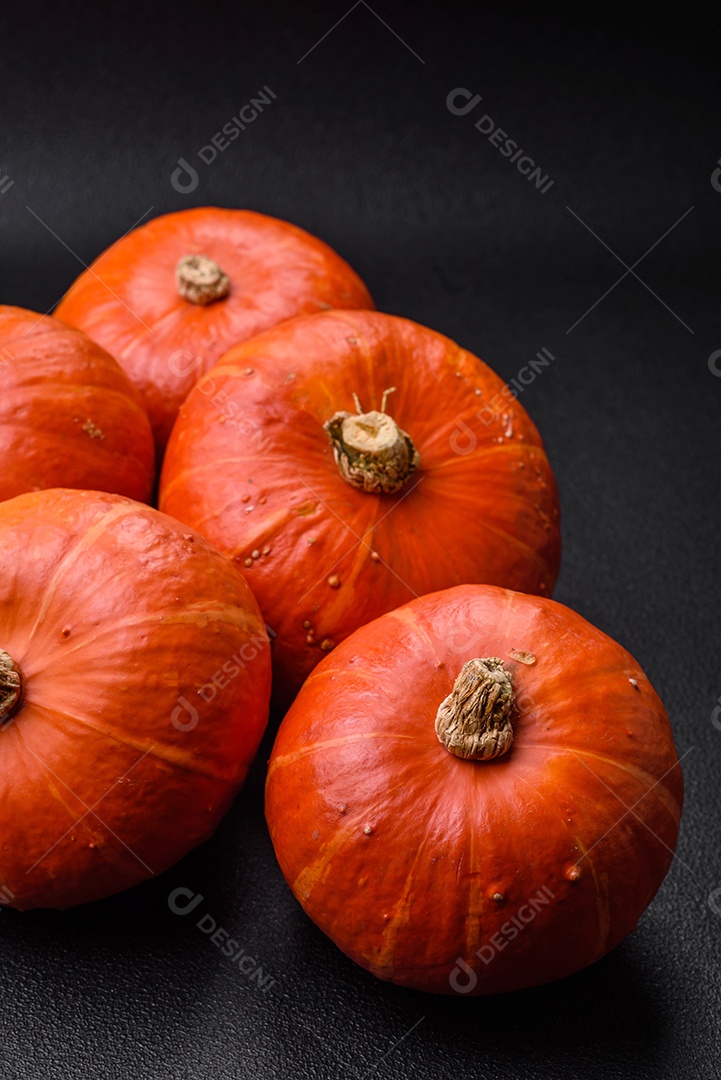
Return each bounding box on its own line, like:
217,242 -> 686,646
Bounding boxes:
435,657 -> 514,761
324,404 -> 420,495
0,649 -> 22,726
176,254 -> 230,305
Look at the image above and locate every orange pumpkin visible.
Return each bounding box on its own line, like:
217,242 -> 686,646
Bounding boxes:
160,310 -> 561,698
0,489 -> 271,910
266,584 -> 684,995
55,207 -> 373,452
0,307 -> 154,503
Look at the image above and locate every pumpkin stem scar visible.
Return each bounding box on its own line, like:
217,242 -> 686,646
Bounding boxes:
435,657 -> 514,761
0,650 -> 22,727
176,254 -> 230,305
323,404 -> 420,495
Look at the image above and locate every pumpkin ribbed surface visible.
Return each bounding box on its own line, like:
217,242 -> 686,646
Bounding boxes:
55,207 -> 373,451
0,306 -> 154,503
160,310 -> 561,698
266,584 -> 683,995
0,489 -> 271,910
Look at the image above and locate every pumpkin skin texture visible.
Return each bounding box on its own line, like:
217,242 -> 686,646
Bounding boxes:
54,207 -> 374,452
0,307 -> 154,503
265,584 -> 683,996
0,489 -> 271,911
159,310 -> 561,700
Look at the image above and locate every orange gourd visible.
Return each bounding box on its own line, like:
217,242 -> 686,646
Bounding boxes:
0,307 -> 154,503
55,207 -> 373,452
160,310 -> 561,698
0,489 -> 271,910
266,584 -> 683,995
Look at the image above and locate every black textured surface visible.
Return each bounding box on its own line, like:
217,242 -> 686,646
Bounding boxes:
1,6 -> 720,1078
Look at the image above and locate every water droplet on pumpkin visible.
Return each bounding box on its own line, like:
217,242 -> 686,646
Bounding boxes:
303,620 -> 312,629
262,546 -> 271,556
320,638 -> 335,651
503,414 -> 514,437
370,551 -> 381,562
492,892 -> 504,902
296,501 -> 318,517
251,549 -> 260,560
244,558 -> 253,568
338,803 -> 349,814
327,575 -> 340,588
508,649 -> 536,665
566,865 -> 582,882
629,677 -> 639,690
474,388 -> 482,396
244,506 -> 254,514
242,494 -> 251,504
305,633 -> 316,645
60,626 -> 71,639
243,367 -> 255,376
363,825 -> 374,835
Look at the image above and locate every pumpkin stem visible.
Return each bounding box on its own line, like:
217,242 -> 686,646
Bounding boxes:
0,650 -> 22,727
176,254 -> 230,305
324,402 -> 420,495
435,658 -> 514,761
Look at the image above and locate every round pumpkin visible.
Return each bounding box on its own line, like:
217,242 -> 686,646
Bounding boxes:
54,207 -> 373,452
0,306 -> 154,503
265,584 -> 683,995
0,488 -> 271,910
159,310 -> 561,698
